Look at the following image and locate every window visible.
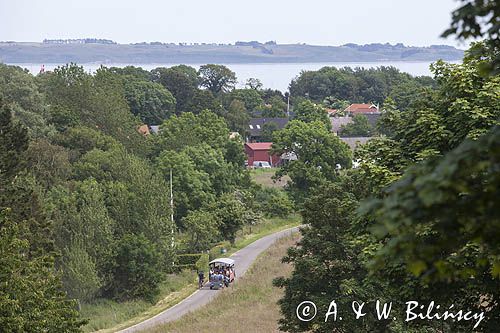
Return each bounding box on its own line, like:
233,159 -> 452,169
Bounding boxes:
249,125 -> 254,129
256,125 -> 261,129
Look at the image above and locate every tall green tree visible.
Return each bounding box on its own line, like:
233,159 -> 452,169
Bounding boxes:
123,79 -> 176,124
272,120 -> 352,202
198,64 -> 237,94
0,210 -> 85,332
152,65 -> 199,113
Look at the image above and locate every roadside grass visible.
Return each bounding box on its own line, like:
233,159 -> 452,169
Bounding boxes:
82,215 -> 301,332
81,270 -> 196,332
250,168 -> 290,189
148,232 -> 300,333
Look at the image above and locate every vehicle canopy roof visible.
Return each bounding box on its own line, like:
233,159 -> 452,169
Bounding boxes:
209,258 -> 235,266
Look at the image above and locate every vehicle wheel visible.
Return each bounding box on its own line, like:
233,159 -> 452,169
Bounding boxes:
210,286 -> 213,290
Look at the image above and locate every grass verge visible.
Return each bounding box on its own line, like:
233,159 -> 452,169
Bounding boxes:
148,232 -> 300,332
82,215 -> 301,332
250,168 -> 290,189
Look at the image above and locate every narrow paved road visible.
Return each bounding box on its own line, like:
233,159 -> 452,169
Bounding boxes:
119,226 -> 300,332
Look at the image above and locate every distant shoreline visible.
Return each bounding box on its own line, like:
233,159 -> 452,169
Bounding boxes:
0,42 -> 463,64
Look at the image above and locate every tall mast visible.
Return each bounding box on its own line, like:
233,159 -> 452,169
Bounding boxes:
170,168 -> 174,248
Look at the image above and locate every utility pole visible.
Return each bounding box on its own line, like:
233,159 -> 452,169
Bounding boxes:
286,92 -> 290,117
170,168 -> 174,249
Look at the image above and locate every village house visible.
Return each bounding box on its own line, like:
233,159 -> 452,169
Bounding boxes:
244,142 -> 281,167
247,117 -> 289,142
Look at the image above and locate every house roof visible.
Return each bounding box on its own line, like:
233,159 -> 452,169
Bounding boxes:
344,104 -> 379,114
340,137 -> 372,150
245,142 -> 273,150
330,116 -> 353,134
248,118 -> 289,136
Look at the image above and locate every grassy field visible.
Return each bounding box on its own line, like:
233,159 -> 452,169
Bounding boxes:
82,215 -> 301,332
148,232 -> 300,333
250,168 -> 290,189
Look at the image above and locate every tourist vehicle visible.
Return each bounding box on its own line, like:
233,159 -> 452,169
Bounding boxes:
208,258 -> 235,290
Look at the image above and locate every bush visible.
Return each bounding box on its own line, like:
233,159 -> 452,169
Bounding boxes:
110,234 -> 162,302
263,192 -> 294,218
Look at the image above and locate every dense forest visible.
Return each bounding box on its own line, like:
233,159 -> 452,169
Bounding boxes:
0,61 -> 300,331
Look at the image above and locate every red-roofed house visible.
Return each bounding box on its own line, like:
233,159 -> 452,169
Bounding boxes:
344,103 -> 379,114
244,142 -> 281,167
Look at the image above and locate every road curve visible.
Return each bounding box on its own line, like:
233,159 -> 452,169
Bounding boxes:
119,226 -> 300,332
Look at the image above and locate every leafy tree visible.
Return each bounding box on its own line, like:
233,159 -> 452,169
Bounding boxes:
198,64 -> 237,94
272,120 -> 352,202
61,240 -> 102,304
152,65 -> 199,113
245,77 -> 263,90
186,89 -> 222,114
211,193 -> 246,245
225,99 -> 250,135
274,178 -> 388,333
109,65 -> 152,81
0,210 -> 85,332
123,79 -> 176,124
24,139 -> 71,189
442,0 -> 500,74
263,191 -> 293,218
0,105 -> 52,255
154,111 -> 230,153
110,234 -> 163,302
293,100 -> 331,130
54,126 -> 120,161
181,209 -> 220,252
340,114 -> 374,137
41,64 -> 146,153
261,95 -> 287,117
0,64 -> 54,139
229,88 -> 264,112
156,149 -> 215,222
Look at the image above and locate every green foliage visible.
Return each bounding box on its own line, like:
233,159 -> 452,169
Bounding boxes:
181,209 -> 220,252
276,44 -> 500,332
110,234 -> 163,302
152,65 -> 199,113
198,64 -> 237,94
123,79 -> 176,124
272,120 -> 352,202
263,191 -> 293,218
261,95 -> 287,117
229,88 -> 264,112
293,100 -> 331,129
364,126 -> 500,282
0,64 -> 55,139
0,210 -> 85,332
289,66 -> 434,110
40,64 -> 146,153
211,193 -> 247,245
225,99 -> 250,135
340,114 -> 374,137
155,111 -> 230,153
442,0 -> 499,74
61,241 -> 102,303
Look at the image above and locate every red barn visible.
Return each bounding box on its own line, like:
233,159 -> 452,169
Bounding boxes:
244,142 -> 281,167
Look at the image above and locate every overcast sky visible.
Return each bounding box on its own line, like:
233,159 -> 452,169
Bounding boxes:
0,0 -> 464,46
